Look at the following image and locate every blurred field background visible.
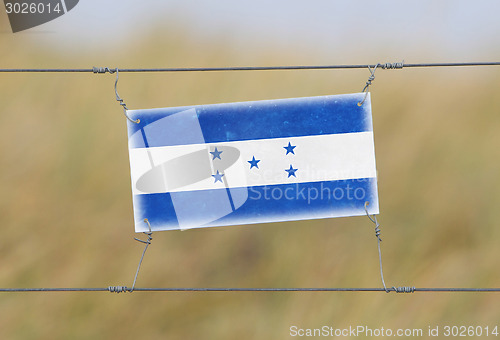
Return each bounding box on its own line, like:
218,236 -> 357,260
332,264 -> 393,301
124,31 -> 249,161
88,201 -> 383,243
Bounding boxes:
1,2 -> 500,339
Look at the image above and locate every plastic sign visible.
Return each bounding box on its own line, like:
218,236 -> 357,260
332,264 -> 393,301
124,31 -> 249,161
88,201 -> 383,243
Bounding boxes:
127,93 -> 379,232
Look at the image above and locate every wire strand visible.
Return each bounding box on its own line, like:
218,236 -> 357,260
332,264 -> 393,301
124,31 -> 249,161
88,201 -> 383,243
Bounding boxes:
1,287 -> 500,293
0,62 -> 500,73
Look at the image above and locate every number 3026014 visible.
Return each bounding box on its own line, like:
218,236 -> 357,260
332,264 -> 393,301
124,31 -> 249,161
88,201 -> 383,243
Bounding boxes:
5,2 -> 62,14
443,326 -> 498,337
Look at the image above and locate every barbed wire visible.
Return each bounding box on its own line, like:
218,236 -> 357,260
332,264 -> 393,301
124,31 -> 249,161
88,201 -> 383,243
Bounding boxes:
0,61 -> 499,73
1,60 -> 499,294
1,287 -> 499,293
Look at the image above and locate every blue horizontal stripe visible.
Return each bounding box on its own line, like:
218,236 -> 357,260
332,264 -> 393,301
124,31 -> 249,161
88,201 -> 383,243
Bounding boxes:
128,93 -> 372,148
133,178 -> 378,231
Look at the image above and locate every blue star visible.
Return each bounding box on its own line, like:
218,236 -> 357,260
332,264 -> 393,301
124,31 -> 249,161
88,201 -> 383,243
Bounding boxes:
284,142 -> 296,155
210,147 -> 223,160
248,156 -> 260,169
212,170 -> 224,183
285,165 -> 298,178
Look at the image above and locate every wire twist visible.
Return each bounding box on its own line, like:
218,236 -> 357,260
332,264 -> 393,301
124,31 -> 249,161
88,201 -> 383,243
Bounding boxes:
380,61 -> 405,69
92,67 -> 115,74
93,66 -> 139,124
365,202 -> 416,294
108,286 -> 129,293
391,286 -> 415,293
365,201 -> 416,293
130,219 -> 154,292
105,220 -> 153,294
364,201 -> 388,292
113,68 -> 140,124
365,201 -> 382,242
358,64 -> 378,106
358,61 -> 404,106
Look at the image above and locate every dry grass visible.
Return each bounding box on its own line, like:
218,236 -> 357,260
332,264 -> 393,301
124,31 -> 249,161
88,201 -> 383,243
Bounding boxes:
1,19 -> 500,339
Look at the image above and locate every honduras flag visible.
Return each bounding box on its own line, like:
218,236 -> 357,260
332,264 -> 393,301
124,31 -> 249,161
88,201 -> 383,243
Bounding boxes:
127,93 -> 378,232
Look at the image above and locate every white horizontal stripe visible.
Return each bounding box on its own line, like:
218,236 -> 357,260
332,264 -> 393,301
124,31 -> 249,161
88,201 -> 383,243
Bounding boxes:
128,132 -> 377,195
